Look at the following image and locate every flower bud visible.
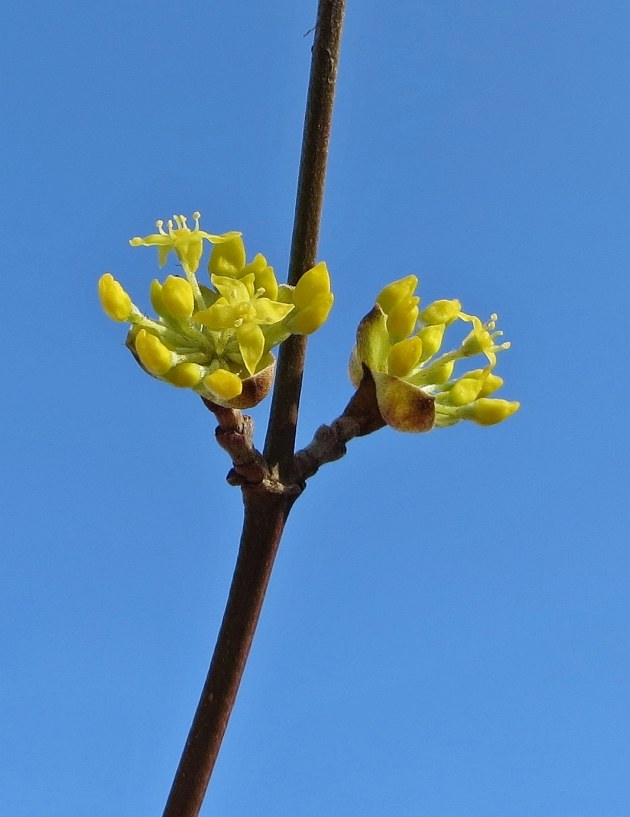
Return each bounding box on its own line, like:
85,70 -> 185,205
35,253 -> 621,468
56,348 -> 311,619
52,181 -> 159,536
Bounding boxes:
204,369 -> 244,401
292,292 -> 334,334
98,273 -> 132,322
134,329 -> 173,375
387,336 -> 423,378
417,324 -> 445,361
150,279 -> 169,318
209,234 -> 246,276
465,369 -> 504,397
419,299 -> 461,326
464,398 -> 520,426
293,262 -> 331,308
386,295 -> 419,339
162,275 -> 195,318
376,275 -> 418,314
426,360 -> 455,386
448,377 -> 483,406
164,362 -> 203,388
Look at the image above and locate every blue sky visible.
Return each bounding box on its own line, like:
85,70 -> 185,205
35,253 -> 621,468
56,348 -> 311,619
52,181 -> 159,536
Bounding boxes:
2,1 -> 630,815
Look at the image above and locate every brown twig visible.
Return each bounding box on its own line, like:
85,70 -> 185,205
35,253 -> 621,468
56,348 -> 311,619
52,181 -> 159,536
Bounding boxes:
264,0 -> 347,480
201,399 -> 269,486
161,3 -> 346,816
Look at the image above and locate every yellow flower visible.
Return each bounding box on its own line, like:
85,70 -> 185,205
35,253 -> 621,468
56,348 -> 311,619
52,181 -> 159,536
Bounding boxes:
105,214 -> 333,407
350,275 -> 518,432
130,212 -> 238,275
194,274 -> 294,374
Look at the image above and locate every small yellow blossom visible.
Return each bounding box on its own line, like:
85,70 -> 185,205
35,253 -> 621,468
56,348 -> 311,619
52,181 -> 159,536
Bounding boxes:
130,212 -> 237,275
102,213 -> 333,407
350,275 -> 518,432
194,274 -> 294,374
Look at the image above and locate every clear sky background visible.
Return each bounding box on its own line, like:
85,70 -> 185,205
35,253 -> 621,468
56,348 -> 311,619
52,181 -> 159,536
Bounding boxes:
2,1 -> 629,815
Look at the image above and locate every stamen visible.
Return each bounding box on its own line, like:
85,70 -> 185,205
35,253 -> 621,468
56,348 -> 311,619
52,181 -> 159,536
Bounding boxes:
156,220 -> 166,234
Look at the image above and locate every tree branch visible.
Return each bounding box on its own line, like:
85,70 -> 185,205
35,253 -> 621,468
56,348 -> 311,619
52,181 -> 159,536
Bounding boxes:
264,0 -> 347,479
161,489 -> 295,817
161,4 -> 346,816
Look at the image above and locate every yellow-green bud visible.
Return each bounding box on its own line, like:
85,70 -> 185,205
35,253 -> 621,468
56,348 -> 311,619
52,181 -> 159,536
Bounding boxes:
134,329 -> 173,375
209,235 -> 246,277
465,398 -> 520,426
479,372 -> 504,397
292,292 -> 334,334
150,279 -> 169,318
164,362 -> 203,388
376,275 -> 418,314
465,369 -> 504,397
418,324 -> 445,361
449,377 -> 483,406
387,336 -> 423,378
386,295 -> 419,339
98,273 -> 132,322
419,299 -> 461,326
162,275 -> 195,318
293,262 -> 331,309
204,369 -> 243,401
428,360 -> 455,384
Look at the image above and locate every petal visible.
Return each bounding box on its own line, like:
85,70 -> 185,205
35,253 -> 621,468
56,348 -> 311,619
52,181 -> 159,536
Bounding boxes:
193,303 -> 238,330
236,322 -> 265,374
204,231 -> 242,244
129,234 -> 172,247
254,298 -> 295,325
372,371 -> 435,433
211,274 -> 251,304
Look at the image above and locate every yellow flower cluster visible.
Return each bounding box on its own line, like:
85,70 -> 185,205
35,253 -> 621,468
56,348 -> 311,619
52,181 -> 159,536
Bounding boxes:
349,275 -> 519,432
99,213 -> 333,407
